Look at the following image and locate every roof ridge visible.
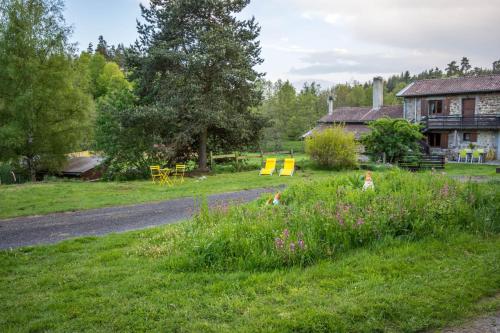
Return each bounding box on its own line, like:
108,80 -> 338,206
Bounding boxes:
411,73 -> 500,83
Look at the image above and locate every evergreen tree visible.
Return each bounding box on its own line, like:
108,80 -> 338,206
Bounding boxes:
446,60 -> 460,77
493,59 -> 500,74
113,43 -> 127,70
130,0 -> 264,170
460,57 -> 471,75
95,35 -> 109,59
0,0 -> 93,180
87,42 -> 93,53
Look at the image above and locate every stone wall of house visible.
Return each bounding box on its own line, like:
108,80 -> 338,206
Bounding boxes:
434,130 -> 499,160
404,93 -> 500,118
448,97 -> 461,115
477,94 -> 500,114
449,130 -> 498,149
449,94 -> 500,115
403,98 -> 419,122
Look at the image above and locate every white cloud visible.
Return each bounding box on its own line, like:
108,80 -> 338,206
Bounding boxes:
264,0 -> 499,81
290,48 -> 451,76
290,0 -> 500,57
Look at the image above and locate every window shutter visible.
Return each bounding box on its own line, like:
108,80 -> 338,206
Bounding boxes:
440,133 -> 448,149
443,97 -> 451,116
421,99 -> 428,117
470,133 -> 478,142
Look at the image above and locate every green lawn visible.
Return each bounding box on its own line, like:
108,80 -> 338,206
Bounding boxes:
444,162 -> 500,177
0,169 -> 332,219
0,231 -> 498,332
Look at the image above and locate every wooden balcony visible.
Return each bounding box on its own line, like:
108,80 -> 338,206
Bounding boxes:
422,114 -> 500,130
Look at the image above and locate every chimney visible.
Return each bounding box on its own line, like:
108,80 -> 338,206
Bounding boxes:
372,76 -> 383,110
328,96 -> 334,115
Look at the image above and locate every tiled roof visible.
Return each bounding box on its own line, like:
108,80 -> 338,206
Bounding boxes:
62,156 -> 103,175
397,74 -> 500,97
318,105 -> 403,123
303,124 -> 370,139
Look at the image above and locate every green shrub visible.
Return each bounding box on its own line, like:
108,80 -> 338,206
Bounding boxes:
305,126 -> 358,170
0,162 -> 26,184
361,118 -> 423,163
137,171 -> 499,271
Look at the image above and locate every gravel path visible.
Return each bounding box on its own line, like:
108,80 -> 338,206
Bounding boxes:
0,187 -> 279,249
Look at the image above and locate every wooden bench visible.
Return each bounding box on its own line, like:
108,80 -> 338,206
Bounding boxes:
399,155 -> 445,171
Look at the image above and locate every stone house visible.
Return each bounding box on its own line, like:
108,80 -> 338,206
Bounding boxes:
303,77 -> 404,139
397,75 -> 500,159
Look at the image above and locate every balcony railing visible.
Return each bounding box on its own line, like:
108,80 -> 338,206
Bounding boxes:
422,114 -> 500,130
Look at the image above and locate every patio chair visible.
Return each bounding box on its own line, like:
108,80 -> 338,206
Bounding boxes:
465,149 -> 473,163
458,149 -> 468,163
473,149 -> 484,164
173,164 -> 187,183
150,165 -> 163,184
279,158 -> 295,177
260,158 -> 276,176
471,150 -> 480,164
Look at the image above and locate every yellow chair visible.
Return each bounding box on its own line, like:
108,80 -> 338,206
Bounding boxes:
150,165 -> 163,184
259,158 -> 276,176
173,164 -> 187,183
279,158 -> 295,177
457,149 -> 468,163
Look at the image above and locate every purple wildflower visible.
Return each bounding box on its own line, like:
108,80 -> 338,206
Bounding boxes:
275,238 -> 284,250
298,239 -> 305,249
289,242 -> 296,252
357,218 -> 365,226
283,229 -> 290,239
336,212 -> 345,226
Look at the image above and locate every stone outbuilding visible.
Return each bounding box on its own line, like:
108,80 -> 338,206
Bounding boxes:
303,77 -> 404,139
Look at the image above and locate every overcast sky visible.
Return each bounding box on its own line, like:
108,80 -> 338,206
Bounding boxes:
64,0 -> 500,87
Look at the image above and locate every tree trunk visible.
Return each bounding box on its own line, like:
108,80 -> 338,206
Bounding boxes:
197,127 -> 209,172
26,156 -> 36,182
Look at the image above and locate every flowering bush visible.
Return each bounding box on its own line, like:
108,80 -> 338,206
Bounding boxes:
305,126 -> 359,170
138,170 -> 499,271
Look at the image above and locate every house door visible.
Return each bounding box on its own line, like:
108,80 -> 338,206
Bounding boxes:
462,98 -> 475,117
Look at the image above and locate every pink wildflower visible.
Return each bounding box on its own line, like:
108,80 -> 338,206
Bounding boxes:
336,212 -> 345,226
356,218 -> 365,226
298,239 -> 305,249
282,229 -> 290,239
275,238 -> 284,250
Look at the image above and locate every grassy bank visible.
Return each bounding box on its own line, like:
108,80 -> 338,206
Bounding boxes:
139,171 -> 499,271
0,232 -> 498,332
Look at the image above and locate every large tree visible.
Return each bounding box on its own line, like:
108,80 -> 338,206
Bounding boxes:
0,0 -> 93,180
129,0 -> 264,171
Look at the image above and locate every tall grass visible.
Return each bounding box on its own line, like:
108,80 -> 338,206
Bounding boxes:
138,170 -> 500,271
